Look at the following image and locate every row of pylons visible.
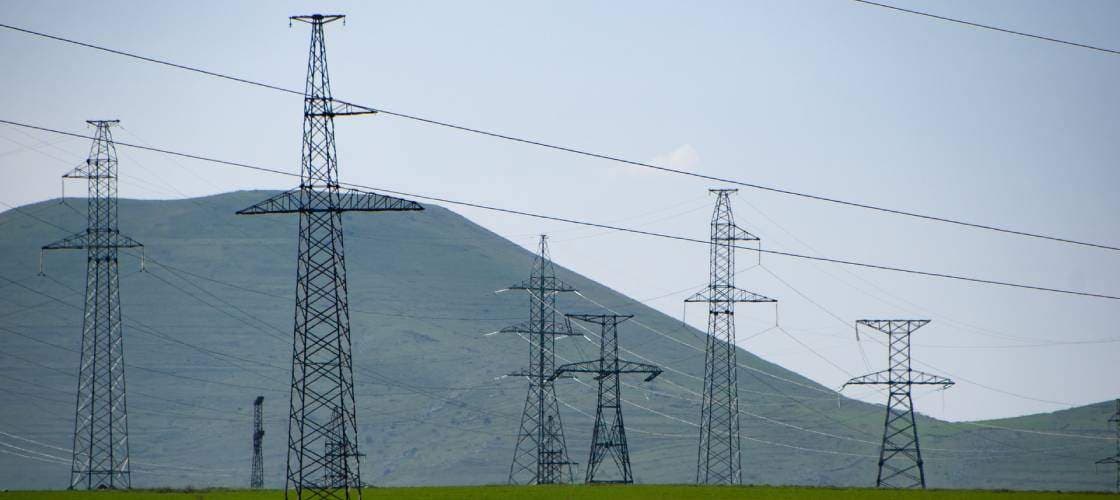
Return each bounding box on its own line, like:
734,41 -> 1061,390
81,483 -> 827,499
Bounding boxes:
42,12 -> 1040,500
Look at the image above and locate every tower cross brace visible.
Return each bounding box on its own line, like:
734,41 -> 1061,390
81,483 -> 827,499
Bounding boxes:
554,314 -> 661,483
238,13 -> 421,500
843,320 -> 953,489
685,189 -> 775,485
41,120 -> 142,490
504,235 -> 579,485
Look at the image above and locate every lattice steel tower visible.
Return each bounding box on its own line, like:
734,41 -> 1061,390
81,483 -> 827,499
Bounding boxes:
238,14 -> 422,499
1095,399 -> 1120,493
843,320 -> 953,489
685,189 -> 775,485
555,314 -> 661,483
41,120 -> 142,490
251,396 -> 265,489
504,235 -> 578,484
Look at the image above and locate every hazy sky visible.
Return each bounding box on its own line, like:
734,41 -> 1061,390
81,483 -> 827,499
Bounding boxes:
1,0 -> 1118,421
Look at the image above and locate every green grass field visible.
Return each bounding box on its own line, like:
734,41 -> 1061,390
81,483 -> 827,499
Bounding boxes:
1,486 -> 1112,500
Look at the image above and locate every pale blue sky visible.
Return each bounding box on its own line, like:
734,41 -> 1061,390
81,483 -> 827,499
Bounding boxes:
1,0 -> 1117,421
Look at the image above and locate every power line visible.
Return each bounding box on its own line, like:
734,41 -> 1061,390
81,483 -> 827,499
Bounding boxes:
2,121 -> 1117,301
852,0 -> 1120,56
2,22 -> 1118,252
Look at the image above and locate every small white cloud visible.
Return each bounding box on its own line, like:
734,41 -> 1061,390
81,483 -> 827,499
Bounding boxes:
652,144 -> 700,171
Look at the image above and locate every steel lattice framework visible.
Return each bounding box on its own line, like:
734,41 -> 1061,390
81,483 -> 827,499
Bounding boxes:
504,235 -> 578,485
1096,399 -> 1120,493
251,396 -> 265,489
685,189 -> 775,485
555,314 -> 660,483
41,120 -> 142,490
843,320 -> 953,489
238,13 -> 422,500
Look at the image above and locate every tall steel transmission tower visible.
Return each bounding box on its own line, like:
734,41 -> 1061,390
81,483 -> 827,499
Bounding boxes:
251,396 -> 265,489
843,320 -> 953,489
41,120 -> 142,490
554,314 -> 661,483
504,235 -> 578,485
686,189 -> 775,485
1096,399 -> 1120,493
238,14 -> 422,499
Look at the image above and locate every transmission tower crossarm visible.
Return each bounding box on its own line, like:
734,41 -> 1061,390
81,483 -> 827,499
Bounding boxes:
305,97 -> 378,117
237,186 -> 423,215
713,223 -> 759,242
857,319 -> 932,332
551,360 -> 602,380
555,359 -> 662,382
843,369 -> 891,387
908,370 -> 955,387
615,360 -> 663,381
500,318 -> 580,337
291,14 -> 345,24
508,276 -> 577,293
62,163 -> 115,179
685,285 -> 775,303
842,369 -> 953,388
42,231 -> 143,250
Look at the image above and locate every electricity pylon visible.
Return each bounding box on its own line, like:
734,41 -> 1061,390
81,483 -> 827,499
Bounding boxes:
41,120 -> 142,490
843,320 -> 953,489
238,14 -> 422,499
685,189 -> 775,485
554,314 -> 661,483
505,235 -> 578,485
323,406 -> 362,488
1096,399 -> 1120,493
251,396 -> 265,489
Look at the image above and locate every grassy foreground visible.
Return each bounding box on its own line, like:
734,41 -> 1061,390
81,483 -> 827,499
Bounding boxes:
1,486 -> 1112,500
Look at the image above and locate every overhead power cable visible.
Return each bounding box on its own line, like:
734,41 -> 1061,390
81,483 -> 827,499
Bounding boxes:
852,0 -> 1120,56
2,120 -> 1118,301
1,22 -> 1117,252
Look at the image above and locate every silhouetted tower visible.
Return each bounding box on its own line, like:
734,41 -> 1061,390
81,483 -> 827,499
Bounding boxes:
843,320 -> 953,489
1096,399 -> 1120,493
685,189 -> 775,485
251,396 -> 265,489
504,235 -> 578,484
238,13 -> 422,499
41,120 -> 142,490
554,314 -> 661,483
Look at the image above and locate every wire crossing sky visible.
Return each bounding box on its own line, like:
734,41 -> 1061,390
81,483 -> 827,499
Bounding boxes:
852,0 -> 1120,55
2,118 -> 1117,300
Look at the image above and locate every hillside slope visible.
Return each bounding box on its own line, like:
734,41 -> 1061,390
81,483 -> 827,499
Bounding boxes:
0,192 -> 1112,491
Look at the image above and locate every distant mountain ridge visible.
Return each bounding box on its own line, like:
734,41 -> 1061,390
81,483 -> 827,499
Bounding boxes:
0,191 -> 1113,491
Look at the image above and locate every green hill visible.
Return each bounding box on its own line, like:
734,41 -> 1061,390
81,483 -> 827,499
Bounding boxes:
0,191 -> 1112,491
